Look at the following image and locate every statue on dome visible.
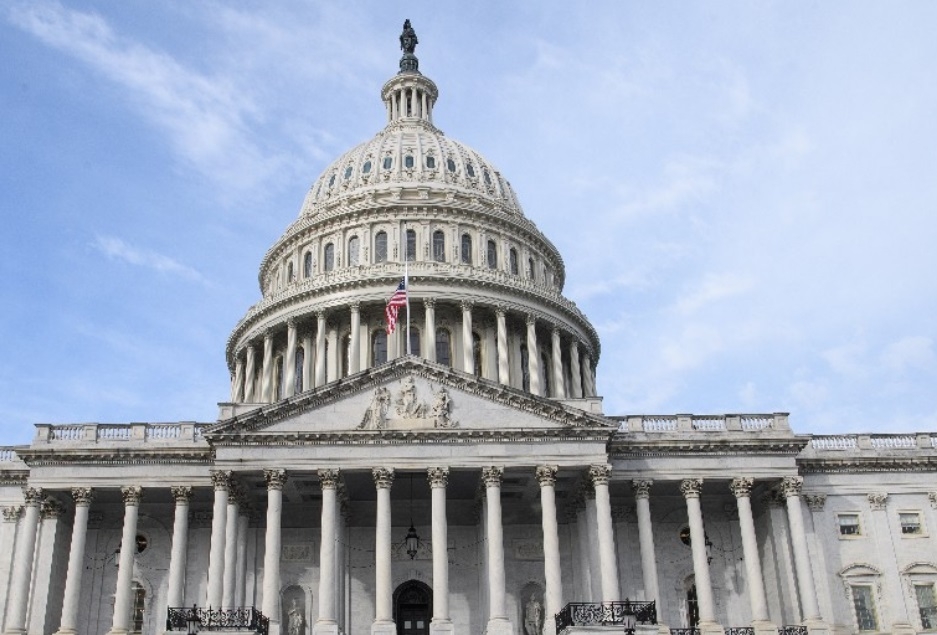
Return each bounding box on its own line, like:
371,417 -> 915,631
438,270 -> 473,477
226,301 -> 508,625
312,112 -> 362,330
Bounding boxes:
399,19 -> 420,73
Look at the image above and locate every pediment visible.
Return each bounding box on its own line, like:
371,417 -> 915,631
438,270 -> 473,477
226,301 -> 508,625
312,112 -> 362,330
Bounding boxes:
207,357 -> 612,440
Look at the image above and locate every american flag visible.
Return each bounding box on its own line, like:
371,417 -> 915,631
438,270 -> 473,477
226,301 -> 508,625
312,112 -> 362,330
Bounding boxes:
384,278 -> 408,334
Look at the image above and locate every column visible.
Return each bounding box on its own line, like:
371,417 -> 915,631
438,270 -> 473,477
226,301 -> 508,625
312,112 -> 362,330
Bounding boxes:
349,304 -> 361,374
583,352 -> 595,397
495,308 -> 509,385
231,356 -> 245,402
428,468 -> 452,635
574,501 -> 594,601
315,469 -> 340,635
262,469 -> 287,625
222,483 -> 240,608
680,479 -> 720,633
526,316 -> 541,395
108,486 -> 142,635
315,312 -> 327,386
302,332 -> 314,390
780,477 -> 824,626
569,341 -> 583,399
372,468 -> 396,635
537,466 -> 563,635
0,506 -> 22,623
234,508 -> 250,609
327,326 -> 339,381
54,489 -> 93,635
588,465 -> 620,602
551,328 -> 565,398
166,486 -> 192,610
482,466 -> 512,635
244,344 -> 256,402
424,299 -> 437,363
207,470 -> 231,608
3,488 -> 41,635
284,319 -> 297,398
261,330 -> 274,402
633,481 -> 662,608
730,478 -> 774,633
461,301 -> 473,373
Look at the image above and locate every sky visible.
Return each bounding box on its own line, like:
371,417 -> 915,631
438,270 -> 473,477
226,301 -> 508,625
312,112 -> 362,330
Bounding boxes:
2,2 -> 936,445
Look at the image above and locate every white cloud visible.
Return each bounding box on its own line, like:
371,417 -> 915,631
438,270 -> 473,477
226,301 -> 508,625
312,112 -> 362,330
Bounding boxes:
676,272 -> 754,314
822,340 -> 869,378
881,336 -> 935,373
789,379 -> 828,409
92,235 -> 207,284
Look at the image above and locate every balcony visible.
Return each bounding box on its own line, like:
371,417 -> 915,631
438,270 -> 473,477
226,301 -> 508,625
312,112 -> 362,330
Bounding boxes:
556,601 -> 657,635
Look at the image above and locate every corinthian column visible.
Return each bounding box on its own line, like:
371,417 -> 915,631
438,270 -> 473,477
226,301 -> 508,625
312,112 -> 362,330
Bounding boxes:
315,312 -> 327,387
526,316 -> 541,395
551,328 -> 565,398
232,356 -> 244,402
482,466 -> 512,635
244,344 -> 256,402
55,488 -> 93,635
262,469 -> 287,626
372,468 -> 396,635
632,481 -> 661,607
207,470 -> 231,608
537,466 -> 563,635
730,478 -> 775,635
315,469 -> 340,635
588,465 -> 619,602
222,483 -> 240,608
284,319 -> 298,397
495,308 -> 509,385
428,467 -> 452,635
680,479 -> 720,635
108,486 -> 142,635
424,299 -> 437,363
261,330 -> 274,402
166,486 -> 192,609
569,341 -> 582,399
780,477 -> 825,628
461,301 -> 474,373
3,487 -> 42,635
349,304 -> 361,374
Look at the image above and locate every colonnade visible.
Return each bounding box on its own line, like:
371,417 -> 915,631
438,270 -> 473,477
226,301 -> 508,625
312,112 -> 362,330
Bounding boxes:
229,300 -> 598,405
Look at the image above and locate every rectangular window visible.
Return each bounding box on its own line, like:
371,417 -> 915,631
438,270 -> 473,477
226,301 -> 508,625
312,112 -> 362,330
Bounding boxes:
838,513 -> 861,536
901,512 -> 924,535
852,585 -> 879,632
916,584 -> 937,630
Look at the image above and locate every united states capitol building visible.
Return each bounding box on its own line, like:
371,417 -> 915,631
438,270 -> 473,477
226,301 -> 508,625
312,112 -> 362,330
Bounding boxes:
2,21 -> 936,635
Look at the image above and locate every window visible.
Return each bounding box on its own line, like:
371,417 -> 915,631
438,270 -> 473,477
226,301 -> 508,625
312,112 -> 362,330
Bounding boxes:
328,174 -> 335,187
472,332 -> 482,376
341,335 -> 351,377
852,585 -> 879,632
541,351 -> 552,397
344,166 -> 353,179
520,344 -> 530,392
383,156 -> 393,170
135,534 -> 148,553
324,243 -> 335,272
447,158 -> 456,172
838,513 -> 861,536
131,582 -> 146,633
426,156 -> 436,169
303,251 -> 313,278
287,261 -> 294,282
483,168 -> 492,185
347,236 -> 360,267
466,162 -> 475,177
435,329 -> 451,367
916,584 -> 937,630
487,239 -> 498,269
528,257 -> 536,281
275,355 -> 284,400
406,229 -> 416,262
509,248 -> 518,275
461,234 -> 472,264
295,348 -> 304,394
363,160 -> 372,174
372,331 -> 387,366
375,231 -> 388,263
404,155 -> 414,169
432,230 -> 445,262
901,512 -> 924,535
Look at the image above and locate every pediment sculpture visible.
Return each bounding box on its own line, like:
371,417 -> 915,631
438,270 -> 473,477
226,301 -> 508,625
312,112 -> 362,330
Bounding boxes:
358,375 -> 458,430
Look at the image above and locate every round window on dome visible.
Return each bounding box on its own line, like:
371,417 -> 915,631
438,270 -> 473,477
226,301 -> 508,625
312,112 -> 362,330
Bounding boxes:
426,156 -> 436,169
363,160 -> 372,174
446,158 -> 456,173
344,166 -> 353,180
466,162 -> 475,178
383,156 -> 393,170
328,174 -> 335,187
404,155 -> 414,169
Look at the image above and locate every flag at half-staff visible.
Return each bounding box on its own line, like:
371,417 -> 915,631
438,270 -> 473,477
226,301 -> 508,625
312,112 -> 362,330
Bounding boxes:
385,278 -> 408,334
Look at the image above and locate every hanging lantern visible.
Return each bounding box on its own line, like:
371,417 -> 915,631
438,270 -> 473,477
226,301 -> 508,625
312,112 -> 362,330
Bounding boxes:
405,523 -> 420,559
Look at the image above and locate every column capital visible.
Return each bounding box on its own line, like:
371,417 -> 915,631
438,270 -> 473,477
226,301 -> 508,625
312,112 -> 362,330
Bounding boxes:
868,492 -> 888,510
804,493 -> 827,511
632,480 -> 653,499
680,478 -> 703,499
536,465 -> 558,487
41,498 -> 64,519
729,477 -> 754,498
71,487 -> 94,506
211,469 -> 233,491
350,301 -> 361,312
460,300 -> 474,312
588,464 -> 612,487
526,314 -> 537,328
779,476 -> 803,499
318,468 -> 341,489
929,492 -> 937,509
372,467 -> 395,489
23,486 -> 45,506
263,328 -> 274,341
2,505 -> 23,522
427,466 -> 449,488
423,298 -> 436,309
286,317 -> 296,329
170,486 -> 193,503
481,466 -> 503,487
494,305 -> 506,318
263,468 -> 288,490
316,310 -> 326,322
121,486 -> 143,506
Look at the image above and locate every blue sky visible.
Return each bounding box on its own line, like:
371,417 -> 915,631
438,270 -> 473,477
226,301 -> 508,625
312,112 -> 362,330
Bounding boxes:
2,2 -> 936,444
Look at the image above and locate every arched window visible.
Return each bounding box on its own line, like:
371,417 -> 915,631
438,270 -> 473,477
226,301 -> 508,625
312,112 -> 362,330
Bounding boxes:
426,156 -> 436,169
348,236 -> 360,267
375,231 -> 388,263
461,234 -> 472,264
287,261 -> 294,282
432,230 -> 445,262
363,160 -> 372,174
472,332 -> 483,376
541,351 -> 552,397
520,344 -> 530,392
435,329 -> 451,367
404,155 -> 415,168
275,356 -> 284,400
406,229 -> 416,262
303,251 -> 313,278
509,248 -> 518,275
324,243 -> 335,272
295,348 -> 304,394
528,257 -> 536,281
487,239 -> 498,269
131,582 -> 146,633
342,335 -> 351,377
372,331 -> 388,366
408,327 -> 421,357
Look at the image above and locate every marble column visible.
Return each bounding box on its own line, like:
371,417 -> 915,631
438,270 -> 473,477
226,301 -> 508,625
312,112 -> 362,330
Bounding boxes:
222,483 -> 241,608
633,481 -> 662,607
550,328 -> 565,398
327,326 -> 339,381
584,490 -> 602,600
244,344 -> 256,402
315,312 -> 327,387
588,465 -> 620,602
730,478 -> 775,634
350,304 -> 361,374
680,479 -> 720,634
569,341 -> 583,399
574,502 -> 594,601
234,508 -> 250,609
262,469 -> 287,625
526,315 -> 541,396
372,468 -> 396,635
54,488 -> 93,635
428,467 -> 452,635
5,489 -> 40,635
461,301 -> 474,373
780,477 -> 824,625
583,353 -> 595,397
108,486 -> 142,635
166,486 -> 192,610
261,330 -> 274,403
315,469 -> 340,635
424,299 -> 437,362
206,471 -> 231,607
482,466 -> 512,635
866,492 -> 914,635
284,319 -> 297,398
495,308 -> 509,385
302,332 -> 314,391
537,466 -> 563,635
232,356 -> 244,402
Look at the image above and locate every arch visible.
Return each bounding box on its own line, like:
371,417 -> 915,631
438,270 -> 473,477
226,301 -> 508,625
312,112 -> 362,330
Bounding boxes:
435,329 -> 451,367
393,580 -> 432,635
324,243 -> 335,272
373,330 -> 388,366
375,231 -> 388,263
348,236 -> 360,267
461,234 -> 472,264
520,582 -> 545,635
281,584 -> 309,635
432,230 -> 445,262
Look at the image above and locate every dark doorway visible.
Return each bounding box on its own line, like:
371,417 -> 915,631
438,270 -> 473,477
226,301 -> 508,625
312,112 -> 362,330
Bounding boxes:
687,584 -> 699,627
394,580 -> 432,635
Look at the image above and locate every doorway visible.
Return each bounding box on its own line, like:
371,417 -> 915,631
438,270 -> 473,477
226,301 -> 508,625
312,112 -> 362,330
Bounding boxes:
394,580 -> 432,635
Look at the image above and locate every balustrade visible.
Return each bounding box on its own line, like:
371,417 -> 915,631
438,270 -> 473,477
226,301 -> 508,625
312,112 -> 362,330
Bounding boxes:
166,606 -> 269,635
555,601 -> 656,632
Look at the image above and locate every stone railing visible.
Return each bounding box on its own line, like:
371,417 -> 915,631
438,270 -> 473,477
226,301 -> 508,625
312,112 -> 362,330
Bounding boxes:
617,413 -> 790,434
810,433 -> 935,452
556,601 -> 656,633
34,423 -> 212,445
0,447 -> 23,463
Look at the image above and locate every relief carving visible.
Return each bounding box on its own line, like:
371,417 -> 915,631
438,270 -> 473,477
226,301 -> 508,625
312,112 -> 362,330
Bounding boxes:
358,375 -> 458,430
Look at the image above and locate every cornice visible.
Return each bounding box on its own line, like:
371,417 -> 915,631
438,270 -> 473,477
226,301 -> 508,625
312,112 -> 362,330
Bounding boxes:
13,447 -> 213,468
0,471 -> 28,486
609,435 -> 808,457
209,427 -> 612,447
798,456 -> 937,474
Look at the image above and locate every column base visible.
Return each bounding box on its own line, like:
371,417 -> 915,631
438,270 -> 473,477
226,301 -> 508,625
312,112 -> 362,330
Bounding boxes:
430,619 -> 454,635
697,621 -> 724,635
372,620 -> 397,635
803,619 -> 831,635
105,629 -> 130,635
53,630 -> 78,635
314,621 -> 340,635
889,623 -> 916,635
635,625 -> 662,635
751,621 -> 778,635
485,618 -> 513,635
543,616 -> 558,635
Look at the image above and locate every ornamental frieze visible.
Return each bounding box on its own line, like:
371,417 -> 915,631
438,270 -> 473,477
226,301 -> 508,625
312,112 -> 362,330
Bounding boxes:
358,375 -> 457,431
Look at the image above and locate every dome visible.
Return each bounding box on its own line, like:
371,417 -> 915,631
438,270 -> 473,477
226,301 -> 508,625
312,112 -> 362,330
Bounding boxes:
225,22 -> 601,410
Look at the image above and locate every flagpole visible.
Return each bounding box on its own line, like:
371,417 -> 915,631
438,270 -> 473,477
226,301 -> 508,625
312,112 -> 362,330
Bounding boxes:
405,254 -> 411,356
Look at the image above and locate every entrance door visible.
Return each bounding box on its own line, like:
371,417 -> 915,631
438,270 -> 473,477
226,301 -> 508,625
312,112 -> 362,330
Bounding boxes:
394,581 -> 431,635
687,584 -> 699,628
